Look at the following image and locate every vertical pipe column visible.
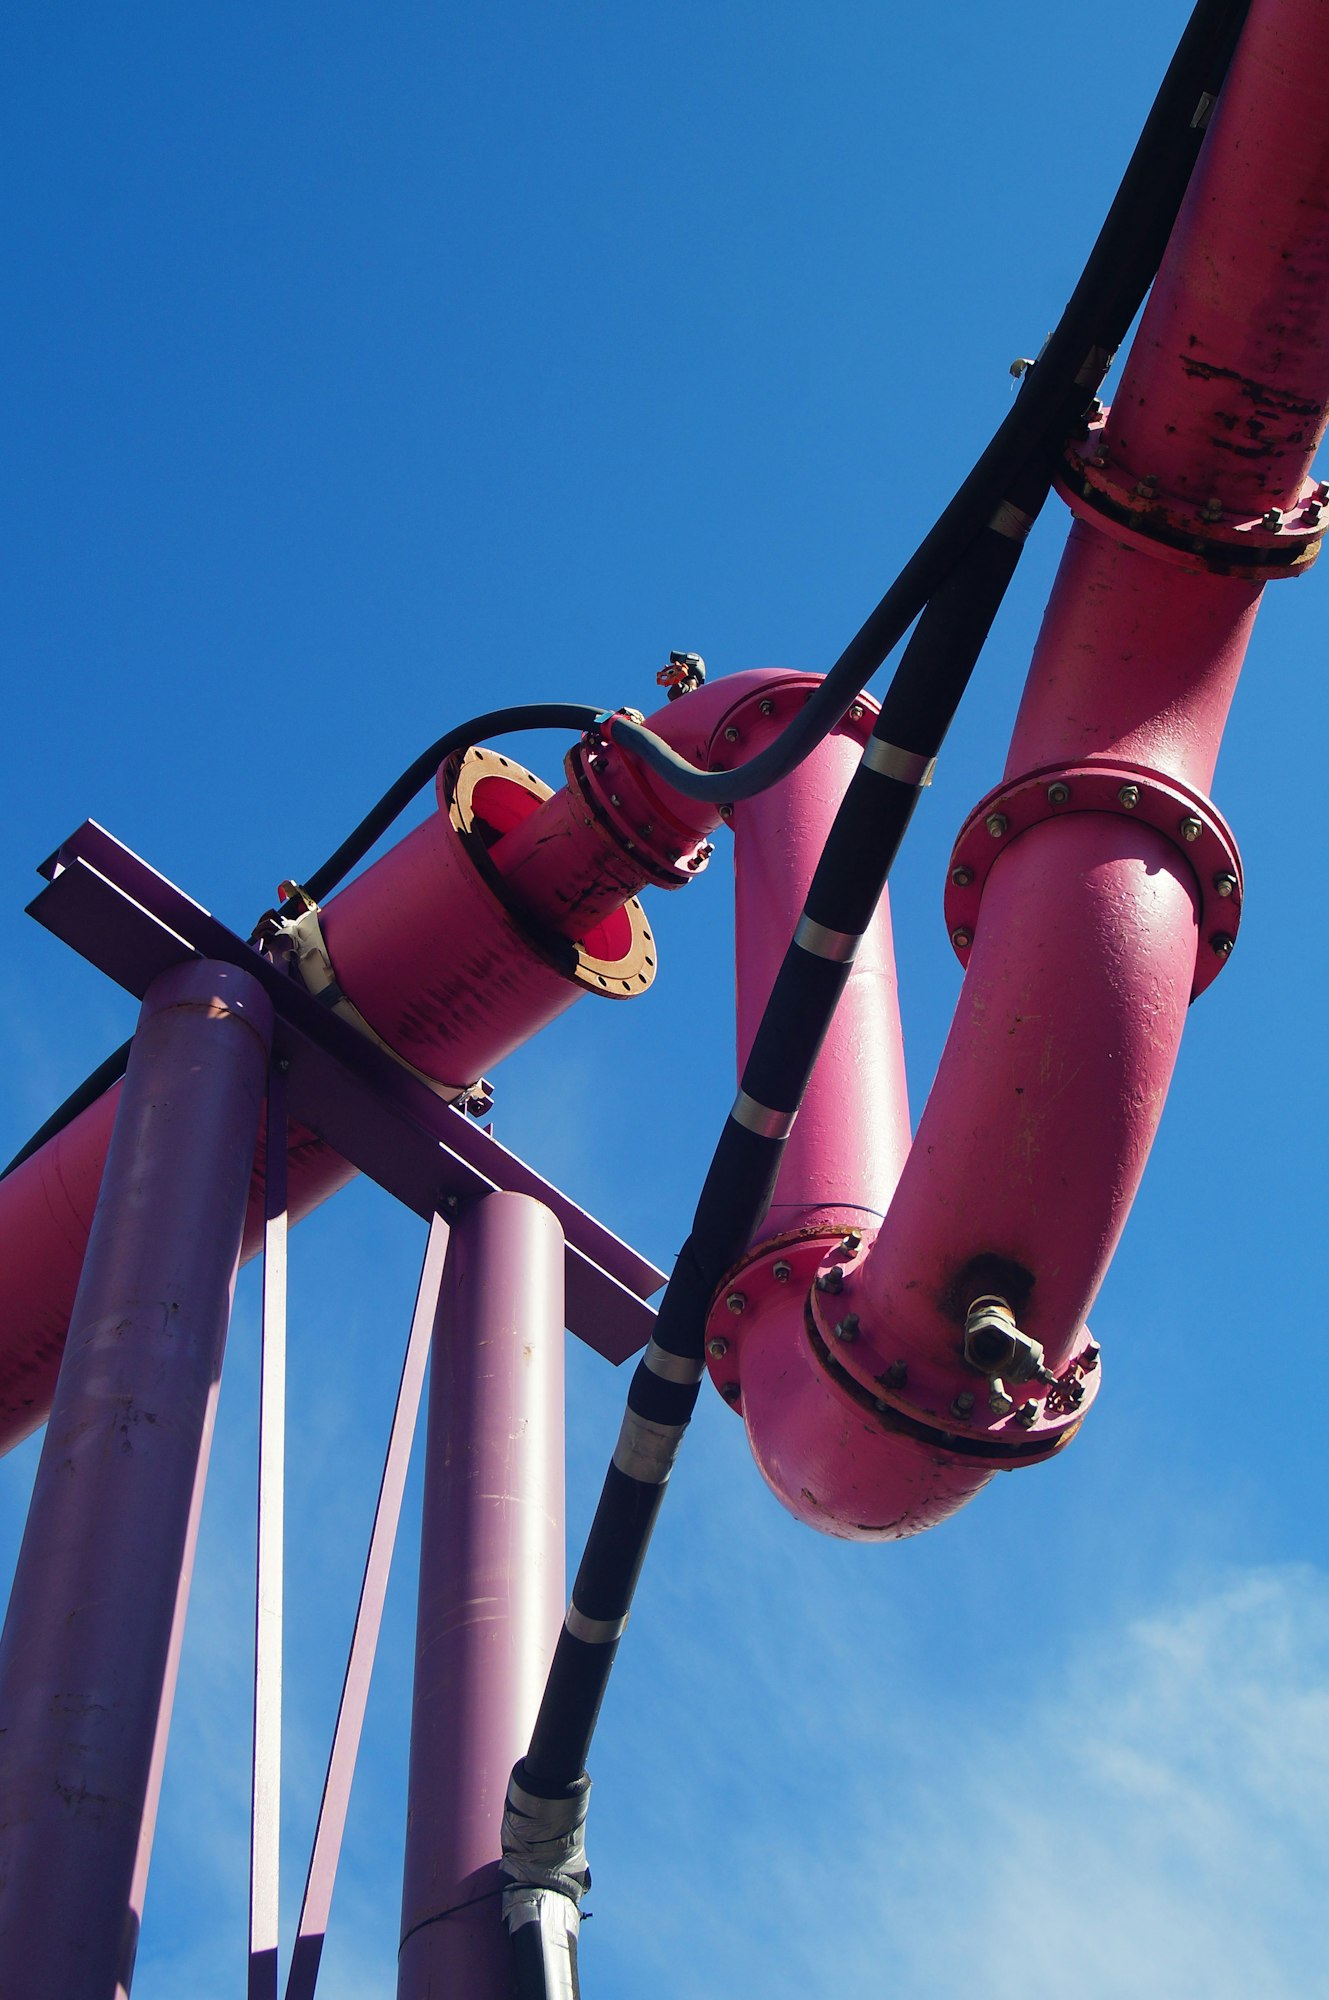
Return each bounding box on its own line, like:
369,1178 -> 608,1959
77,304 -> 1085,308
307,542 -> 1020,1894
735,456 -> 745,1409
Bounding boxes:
398,1192 -> 565,2000
0,959 -> 272,1999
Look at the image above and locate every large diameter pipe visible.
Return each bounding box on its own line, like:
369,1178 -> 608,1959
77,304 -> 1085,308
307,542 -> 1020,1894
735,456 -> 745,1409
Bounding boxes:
0,960 -> 271,1997
398,1193 -> 565,2000
739,0 -> 1329,1538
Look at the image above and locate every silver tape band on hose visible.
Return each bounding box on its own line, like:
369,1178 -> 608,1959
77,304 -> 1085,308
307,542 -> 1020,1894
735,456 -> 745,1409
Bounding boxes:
643,1339 -> 705,1385
794,915 -> 863,963
731,1091 -> 797,1140
612,1407 -> 687,1485
862,739 -> 937,787
565,1605 -> 628,1644
989,499 -> 1034,543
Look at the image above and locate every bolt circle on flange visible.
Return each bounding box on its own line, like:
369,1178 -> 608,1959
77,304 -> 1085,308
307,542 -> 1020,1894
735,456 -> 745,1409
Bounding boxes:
943,760 -> 1243,998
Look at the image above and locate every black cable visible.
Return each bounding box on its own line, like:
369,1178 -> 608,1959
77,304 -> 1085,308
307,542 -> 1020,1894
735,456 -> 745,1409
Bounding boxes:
606,0 -> 1252,808
0,705 -> 607,1183
1,1039 -> 133,1180
514,0 -> 1255,1812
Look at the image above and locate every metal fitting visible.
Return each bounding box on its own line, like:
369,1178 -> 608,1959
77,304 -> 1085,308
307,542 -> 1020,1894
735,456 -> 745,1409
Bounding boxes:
1015,1401 -> 1039,1429
759,699 -> 773,716
772,1260 -> 792,1284
1078,1340 -> 1101,1373
1262,507 -> 1284,530
1210,931 -> 1234,959
707,1336 -> 728,1359
1200,496 -> 1224,523
1213,871 -> 1237,899
720,1381 -> 741,1403
951,864 -> 974,887
723,725 -> 740,743
841,1230 -> 862,1254
950,926 -> 973,950
1009,356 -> 1033,379
1046,781 -> 1071,806
832,1314 -> 859,1343
985,812 -> 1009,839
988,1379 -> 1015,1417
951,1391 -> 975,1418
881,1361 -> 908,1390
725,1291 -> 746,1315
962,1295 -> 1047,1385
1179,815 -> 1204,843
815,1267 -> 844,1296
1118,783 -> 1140,808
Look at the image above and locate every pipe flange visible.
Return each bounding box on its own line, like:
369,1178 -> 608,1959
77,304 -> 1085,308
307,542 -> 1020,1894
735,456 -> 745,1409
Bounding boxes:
444,746 -> 659,998
944,761 -> 1243,998
808,1243 -> 1099,1463
1057,407 -> 1325,579
575,720 -> 716,890
701,1225 -> 850,1411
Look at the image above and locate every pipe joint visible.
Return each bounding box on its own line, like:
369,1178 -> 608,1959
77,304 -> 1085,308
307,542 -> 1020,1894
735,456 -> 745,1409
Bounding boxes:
1057,407 -> 1325,580
945,758 -> 1243,997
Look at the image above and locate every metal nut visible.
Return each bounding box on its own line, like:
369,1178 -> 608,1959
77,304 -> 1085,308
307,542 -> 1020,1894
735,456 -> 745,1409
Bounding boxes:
1262,507 -> 1284,530
815,1267 -> 844,1296
988,1381 -> 1015,1417
1078,1340 -> 1101,1373
1210,931 -> 1235,959
985,812 -> 1009,839
1179,815 -> 1204,843
707,1336 -> 729,1359
832,1314 -> 860,1343
723,725 -> 740,743
882,1361 -> 908,1390
951,1390 -> 975,1418
951,927 -> 973,950
772,1259 -> 792,1284
1118,783 -> 1140,809
1015,1402 -> 1039,1429
1046,781 -> 1071,806
1200,496 -> 1224,522
725,1291 -> 746,1315
759,699 -> 773,716
951,864 -> 974,887
1213,871 -> 1237,899
720,1381 -> 741,1403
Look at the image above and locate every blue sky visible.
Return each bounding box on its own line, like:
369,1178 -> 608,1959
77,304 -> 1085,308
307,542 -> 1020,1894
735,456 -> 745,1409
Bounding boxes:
3,3 -> 1328,1995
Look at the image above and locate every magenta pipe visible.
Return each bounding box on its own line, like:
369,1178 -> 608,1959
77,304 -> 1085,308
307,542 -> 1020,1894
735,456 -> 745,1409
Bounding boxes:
1107,0 -> 1329,517
0,960 -> 271,1997
398,1193 -> 565,2000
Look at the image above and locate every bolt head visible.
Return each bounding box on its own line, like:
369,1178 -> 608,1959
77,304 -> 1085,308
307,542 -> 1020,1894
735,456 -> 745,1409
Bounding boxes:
832,1314 -> 860,1343
1015,1402 -> 1039,1429
772,1259 -> 792,1284
1262,507 -> 1284,530
723,725 -> 740,743
815,1267 -> 844,1295
951,864 -> 974,887
759,699 -> 773,716
725,1291 -> 746,1315
720,1380 -> 741,1403
951,1390 -> 975,1418
848,703 -> 864,722
1079,1340 -> 1101,1372
1046,781 -> 1071,806
1305,501 -> 1323,526
985,812 -> 1009,839
1210,931 -> 1235,959
1118,783 -> 1140,809
707,1336 -> 729,1359
988,1386 -> 1015,1417
951,926 -> 973,950
1179,815 -> 1204,843
841,1230 -> 862,1254
883,1360 -> 908,1390
1213,871 -> 1237,899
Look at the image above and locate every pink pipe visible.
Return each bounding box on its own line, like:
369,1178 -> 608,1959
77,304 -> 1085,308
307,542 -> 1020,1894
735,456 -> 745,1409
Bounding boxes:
738,0 -> 1329,1539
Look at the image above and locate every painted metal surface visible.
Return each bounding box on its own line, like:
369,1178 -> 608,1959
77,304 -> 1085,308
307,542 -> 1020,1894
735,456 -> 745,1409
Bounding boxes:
0,960 -> 271,1998
720,0 -> 1329,1538
250,1071 -> 289,2000
398,1194 -> 565,2000
286,1212 -> 452,2000
0,822 -> 665,1452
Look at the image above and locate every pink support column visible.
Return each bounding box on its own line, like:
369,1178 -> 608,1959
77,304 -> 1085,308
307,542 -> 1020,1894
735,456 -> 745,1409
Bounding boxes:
0,959 -> 272,1997
398,1192 -> 565,2000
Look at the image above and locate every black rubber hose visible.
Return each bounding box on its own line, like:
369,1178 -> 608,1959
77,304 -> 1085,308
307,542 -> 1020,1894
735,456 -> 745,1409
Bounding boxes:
520,470 -> 1047,1794
0,704 -> 608,1183
606,0 -> 1252,808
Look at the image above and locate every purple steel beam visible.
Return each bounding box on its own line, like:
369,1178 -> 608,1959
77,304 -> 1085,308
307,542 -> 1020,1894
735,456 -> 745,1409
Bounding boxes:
398,1193 -> 566,2000
250,1068 -> 289,2000
285,1211 -> 451,2000
0,959 -> 272,1998
27,822 -> 664,1361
